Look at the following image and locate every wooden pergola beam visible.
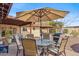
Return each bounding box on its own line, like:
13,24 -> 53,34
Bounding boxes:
1,17 -> 32,26
0,3 -> 12,20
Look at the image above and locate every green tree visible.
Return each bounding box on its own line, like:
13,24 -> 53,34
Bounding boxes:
49,21 -> 64,28
5,29 -> 12,38
56,22 -> 64,28
49,21 -> 64,33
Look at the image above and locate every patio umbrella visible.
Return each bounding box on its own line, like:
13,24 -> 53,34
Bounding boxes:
16,7 -> 69,40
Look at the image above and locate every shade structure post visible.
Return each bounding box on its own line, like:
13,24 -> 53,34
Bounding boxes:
20,26 -> 21,34
30,23 -> 32,34
19,26 -> 23,41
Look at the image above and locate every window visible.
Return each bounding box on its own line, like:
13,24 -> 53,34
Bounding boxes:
2,30 -> 5,37
33,27 -> 35,30
23,27 -> 27,31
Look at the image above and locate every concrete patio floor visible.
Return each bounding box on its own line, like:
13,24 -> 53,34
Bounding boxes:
65,36 -> 79,56
0,36 -> 79,56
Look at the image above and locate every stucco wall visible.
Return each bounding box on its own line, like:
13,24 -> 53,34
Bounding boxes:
0,24 -> 20,36
21,26 -> 49,38
21,26 -> 40,38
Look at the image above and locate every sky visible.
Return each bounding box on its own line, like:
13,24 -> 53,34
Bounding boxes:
9,3 -> 79,27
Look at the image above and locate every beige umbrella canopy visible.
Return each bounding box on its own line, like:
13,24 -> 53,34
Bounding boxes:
16,7 -> 69,39
16,7 -> 69,22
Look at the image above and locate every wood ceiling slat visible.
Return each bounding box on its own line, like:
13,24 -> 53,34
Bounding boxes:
0,3 -> 12,19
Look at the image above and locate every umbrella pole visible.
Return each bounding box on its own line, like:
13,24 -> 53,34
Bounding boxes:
39,17 -> 42,43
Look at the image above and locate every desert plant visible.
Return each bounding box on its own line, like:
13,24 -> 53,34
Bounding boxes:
63,29 -> 68,34
5,29 -> 12,38
71,30 -> 78,37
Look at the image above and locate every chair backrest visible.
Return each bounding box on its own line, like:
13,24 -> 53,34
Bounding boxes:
53,33 -> 61,44
27,34 -> 34,38
14,34 -> 22,45
2,37 -> 8,46
14,34 -> 23,50
22,39 -> 37,56
42,33 -> 49,39
59,36 -> 69,52
56,34 -> 64,46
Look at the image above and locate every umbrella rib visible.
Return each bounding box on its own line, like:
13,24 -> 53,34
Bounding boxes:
45,9 -> 64,18
42,9 -> 52,21
16,11 -> 33,18
25,10 -> 39,22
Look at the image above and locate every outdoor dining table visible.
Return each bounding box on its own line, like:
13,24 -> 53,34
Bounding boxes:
36,39 -> 54,55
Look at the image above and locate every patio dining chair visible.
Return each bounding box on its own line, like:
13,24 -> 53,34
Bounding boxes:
14,34 -> 23,56
53,33 -> 62,45
42,33 -> 50,39
53,34 -> 63,47
48,36 -> 69,56
26,34 -> 34,38
22,39 -> 39,56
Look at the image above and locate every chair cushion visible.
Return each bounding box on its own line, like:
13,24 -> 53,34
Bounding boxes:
56,43 -> 61,47
49,47 -> 59,54
0,45 -> 8,53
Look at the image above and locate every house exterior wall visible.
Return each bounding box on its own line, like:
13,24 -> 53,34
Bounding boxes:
21,26 -> 40,38
21,25 -> 49,38
0,24 -> 20,37
0,24 -> 50,38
